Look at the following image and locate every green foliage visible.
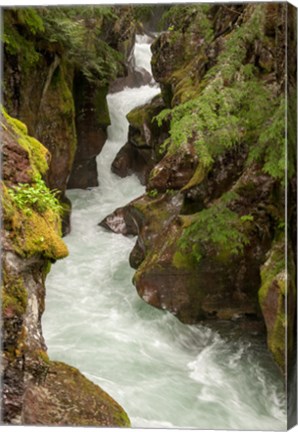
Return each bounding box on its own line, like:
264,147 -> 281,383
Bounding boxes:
39,6 -> 123,84
179,192 -> 250,262
3,8 -> 44,68
147,188 -> 159,198
8,177 -> 63,216
248,98 -> 287,180
240,214 -> 254,222
160,5 -> 213,43
156,5 -> 285,180
3,6 -> 124,84
133,6 -> 154,22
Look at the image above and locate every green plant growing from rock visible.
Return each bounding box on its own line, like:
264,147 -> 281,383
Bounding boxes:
7,177 -> 63,216
155,5 -> 286,180
179,192 -> 251,262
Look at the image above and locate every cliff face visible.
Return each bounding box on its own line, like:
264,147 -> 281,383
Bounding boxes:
1,111 -> 130,427
102,3 -> 297,372
3,7 -> 137,232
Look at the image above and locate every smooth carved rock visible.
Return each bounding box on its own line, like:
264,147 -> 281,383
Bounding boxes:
22,361 -> 130,427
68,74 -> 110,189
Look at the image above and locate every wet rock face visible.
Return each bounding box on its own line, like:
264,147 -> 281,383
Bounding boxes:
110,65 -> 152,93
2,122 -> 32,185
111,95 -> 169,184
67,74 -> 110,189
181,145 -> 248,214
4,54 -> 76,195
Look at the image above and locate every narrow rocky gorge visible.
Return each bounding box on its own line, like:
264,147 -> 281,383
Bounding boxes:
1,3 -> 296,429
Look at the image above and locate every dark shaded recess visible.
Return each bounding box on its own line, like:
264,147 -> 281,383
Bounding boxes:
67,71 -> 110,189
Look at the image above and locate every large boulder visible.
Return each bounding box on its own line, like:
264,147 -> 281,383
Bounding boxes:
22,361 -> 130,427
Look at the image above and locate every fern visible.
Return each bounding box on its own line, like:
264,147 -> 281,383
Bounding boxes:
179,192 -> 251,262
156,5 -> 285,180
4,6 -> 123,84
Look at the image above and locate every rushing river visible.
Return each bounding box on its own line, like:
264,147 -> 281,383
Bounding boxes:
42,35 -> 286,430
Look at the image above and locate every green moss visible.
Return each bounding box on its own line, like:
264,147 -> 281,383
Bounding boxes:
172,250 -> 197,269
258,241 -> 285,305
127,104 -> 147,127
13,208 -> 68,260
2,108 -> 49,176
46,361 -> 131,427
258,239 -> 287,370
181,162 -> 205,190
52,65 -> 74,116
2,273 -> 28,316
2,184 -> 68,260
35,349 -> 51,365
39,62 -> 77,173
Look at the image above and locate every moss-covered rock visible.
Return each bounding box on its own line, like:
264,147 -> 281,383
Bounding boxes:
147,142 -> 199,192
22,361 -> 130,427
258,239 -> 296,372
2,110 -> 50,181
36,60 -> 77,194
111,95 -> 169,184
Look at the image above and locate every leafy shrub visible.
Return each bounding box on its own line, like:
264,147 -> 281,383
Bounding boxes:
3,6 -> 124,84
160,4 -> 213,42
7,177 -> 63,215
155,5 -> 286,180
179,193 -> 251,262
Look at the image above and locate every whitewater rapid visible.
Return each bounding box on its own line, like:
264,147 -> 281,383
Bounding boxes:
42,35 -> 286,430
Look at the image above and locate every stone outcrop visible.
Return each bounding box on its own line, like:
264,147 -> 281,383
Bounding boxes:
111,95 -> 169,184
67,76 -> 110,189
4,48 -> 76,233
1,112 -> 130,426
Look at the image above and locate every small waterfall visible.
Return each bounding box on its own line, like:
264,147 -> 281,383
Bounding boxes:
42,35 -> 286,430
